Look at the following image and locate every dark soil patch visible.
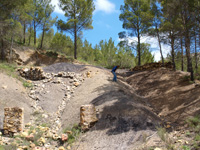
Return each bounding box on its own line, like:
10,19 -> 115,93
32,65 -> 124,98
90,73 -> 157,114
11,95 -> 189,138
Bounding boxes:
43,63 -> 85,73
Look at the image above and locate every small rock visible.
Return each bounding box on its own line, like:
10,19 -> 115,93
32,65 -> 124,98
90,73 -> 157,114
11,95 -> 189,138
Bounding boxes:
166,124 -> 171,128
66,131 -> 72,135
154,148 -> 162,150
2,85 -> 7,89
74,82 -> 80,87
52,134 -> 59,140
25,122 -> 32,127
42,114 -> 48,118
21,131 -> 29,137
67,146 -> 71,150
58,146 -> 65,150
38,137 -> 46,145
61,134 -> 68,142
26,133 -> 34,141
29,143 -> 36,149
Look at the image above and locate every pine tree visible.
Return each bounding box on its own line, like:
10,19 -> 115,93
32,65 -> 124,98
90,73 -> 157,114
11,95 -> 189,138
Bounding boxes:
40,0 -> 56,49
57,0 -> 95,59
120,0 -> 153,66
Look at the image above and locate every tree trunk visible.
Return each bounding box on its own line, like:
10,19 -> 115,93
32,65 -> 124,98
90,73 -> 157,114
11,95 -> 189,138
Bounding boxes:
195,34 -> 198,71
29,23 -> 32,46
137,31 -> 141,66
74,23 -> 77,59
181,37 -> 184,71
23,21 -> 26,44
40,23 -> 45,49
156,25 -> 164,65
171,35 -> 176,71
1,38 -> 5,61
185,32 -> 194,81
9,36 -> 13,62
34,20 -> 36,46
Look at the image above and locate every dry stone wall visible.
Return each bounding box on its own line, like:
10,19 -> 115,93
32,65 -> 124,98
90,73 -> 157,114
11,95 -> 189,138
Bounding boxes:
18,67 -> 45,81
3,107 -> 24,136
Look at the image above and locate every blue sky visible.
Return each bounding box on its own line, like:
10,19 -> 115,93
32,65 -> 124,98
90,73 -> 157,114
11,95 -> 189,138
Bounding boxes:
50,0 -> 170,61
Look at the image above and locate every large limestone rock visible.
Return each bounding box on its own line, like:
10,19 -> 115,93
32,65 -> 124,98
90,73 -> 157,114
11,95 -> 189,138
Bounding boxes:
80,104 -> 98,130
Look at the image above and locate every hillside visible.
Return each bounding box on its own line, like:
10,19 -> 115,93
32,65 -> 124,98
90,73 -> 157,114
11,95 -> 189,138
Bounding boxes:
0,49 -> 199,150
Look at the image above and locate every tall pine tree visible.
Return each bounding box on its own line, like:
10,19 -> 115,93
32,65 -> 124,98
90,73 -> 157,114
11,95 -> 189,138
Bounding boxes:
57,0 -> 95,59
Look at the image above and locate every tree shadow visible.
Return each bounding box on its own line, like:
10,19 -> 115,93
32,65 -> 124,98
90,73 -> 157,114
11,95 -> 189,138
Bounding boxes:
89,82 -> 161,135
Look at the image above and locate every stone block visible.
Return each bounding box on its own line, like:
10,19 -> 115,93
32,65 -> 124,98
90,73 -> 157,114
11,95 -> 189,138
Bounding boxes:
80,104 -> 98,130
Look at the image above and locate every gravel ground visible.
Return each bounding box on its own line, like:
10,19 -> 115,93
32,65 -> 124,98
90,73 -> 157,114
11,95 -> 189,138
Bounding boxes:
43,63 -> 86,73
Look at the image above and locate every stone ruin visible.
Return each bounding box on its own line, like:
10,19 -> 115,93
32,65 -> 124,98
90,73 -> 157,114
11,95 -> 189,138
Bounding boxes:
3,107 -> 24,136
18,67 -> 45,81
80,104 -> 98,130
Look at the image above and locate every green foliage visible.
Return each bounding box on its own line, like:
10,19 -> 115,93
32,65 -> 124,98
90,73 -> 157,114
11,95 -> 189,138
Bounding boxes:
38,28 -> 54,49
187,116 -> 200,128
0,62 -> 16,74
157,127 -> 167,141
0,146 -> 4,150
50,32 -> 73,55
182,145 -> 191,150
195,134 -> 200,141
140,43 -> 154,65
63,124 -> 82,144
0,144 -> 17,150
45,51 -> 58,58
23,81 -> 33,88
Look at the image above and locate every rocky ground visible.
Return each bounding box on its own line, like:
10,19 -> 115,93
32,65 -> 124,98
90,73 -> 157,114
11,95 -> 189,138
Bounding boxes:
0,48 -> 199,150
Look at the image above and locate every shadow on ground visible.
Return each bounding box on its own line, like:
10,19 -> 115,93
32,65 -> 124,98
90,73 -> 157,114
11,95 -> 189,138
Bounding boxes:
90,82 -> 161,136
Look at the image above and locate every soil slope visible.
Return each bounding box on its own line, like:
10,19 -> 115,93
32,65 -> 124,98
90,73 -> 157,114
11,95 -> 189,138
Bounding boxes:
0,72 -> 32,129
123,68 -> 200,128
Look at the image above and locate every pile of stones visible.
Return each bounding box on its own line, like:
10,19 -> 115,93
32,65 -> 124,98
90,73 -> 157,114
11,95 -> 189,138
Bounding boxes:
18,67 -> 45,80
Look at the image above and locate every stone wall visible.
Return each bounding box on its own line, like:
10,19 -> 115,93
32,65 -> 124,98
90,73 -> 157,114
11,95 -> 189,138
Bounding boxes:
3,107 -> 24,136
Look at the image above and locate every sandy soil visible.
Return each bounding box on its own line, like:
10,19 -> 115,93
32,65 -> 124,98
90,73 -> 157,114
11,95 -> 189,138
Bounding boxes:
0,72 -> 32,129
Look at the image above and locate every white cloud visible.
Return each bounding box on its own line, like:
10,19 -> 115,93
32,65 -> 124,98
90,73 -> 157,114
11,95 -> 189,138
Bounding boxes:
120,36 -> 171,62
94,0 -> 117,14
51,0 -> 65,14
51,0 -> 117,15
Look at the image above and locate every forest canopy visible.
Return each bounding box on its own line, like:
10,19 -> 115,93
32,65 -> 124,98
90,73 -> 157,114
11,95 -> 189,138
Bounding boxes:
0,0 -> 200,80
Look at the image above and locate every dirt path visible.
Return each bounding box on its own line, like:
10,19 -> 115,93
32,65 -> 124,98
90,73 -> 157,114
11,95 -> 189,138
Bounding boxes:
63,68 -> 163,150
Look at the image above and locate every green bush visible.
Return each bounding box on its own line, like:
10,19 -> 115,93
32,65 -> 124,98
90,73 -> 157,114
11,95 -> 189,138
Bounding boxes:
45,51 -> 58,58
